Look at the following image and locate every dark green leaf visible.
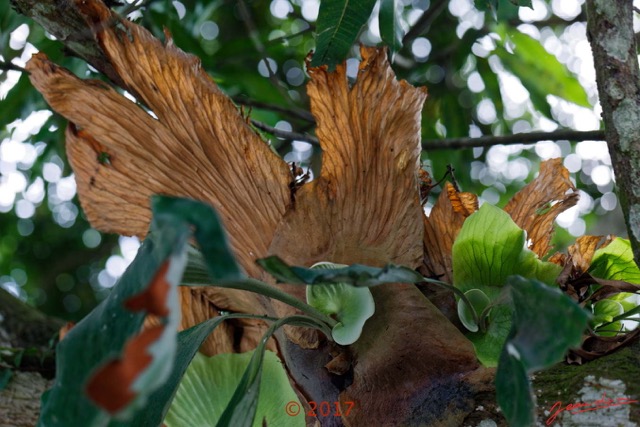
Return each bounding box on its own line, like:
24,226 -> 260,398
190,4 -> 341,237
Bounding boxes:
151,196 -> 244,282
495,346 -> 533,427
257,256 -> 423,287
379,0 -> 404,57
310,0 -> 377,68
38,222 -> 190,426
495,276 -> 589,426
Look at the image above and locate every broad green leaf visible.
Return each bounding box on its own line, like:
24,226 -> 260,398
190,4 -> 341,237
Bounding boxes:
310,0 -> 377,68
496,29 -> 590,109
495,344 -> 533,427
165,350 -> 304,427
379,0 -> 405,57
38,221 -> 190,426
217,316 -> 323,427
458,288 -> 491,333
496,276 -> 589,426
452,204 -> 561,365
306,262 -> 375,345
452,203 -> 561,294
257,256 -> 424,287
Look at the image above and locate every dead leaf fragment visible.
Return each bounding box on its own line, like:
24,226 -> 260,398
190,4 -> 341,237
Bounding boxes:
423,182 -> 478,283
504,158 -> 579,257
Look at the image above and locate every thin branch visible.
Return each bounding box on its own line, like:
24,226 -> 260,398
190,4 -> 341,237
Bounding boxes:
403,0 -> 449,45
423,130 -> 605,150
237,0 -> 296,108
268,26 -> 315,44
233,97 -> 316,122
0,61 -> 29,74
248,124 -> 605,150
250,119 -> 319,144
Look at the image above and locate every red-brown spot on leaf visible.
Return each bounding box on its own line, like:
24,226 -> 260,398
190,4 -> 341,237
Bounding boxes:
85,325 -> 164,413
124,261 -> 170,317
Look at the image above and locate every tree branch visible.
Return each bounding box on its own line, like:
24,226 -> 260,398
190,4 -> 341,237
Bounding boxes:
0,60 -> 29,74
422,129 -> 605,150
586,0 -> 640,266
403,0 -> 449,45
233,97 -> 315,123
250,119 -> 318,144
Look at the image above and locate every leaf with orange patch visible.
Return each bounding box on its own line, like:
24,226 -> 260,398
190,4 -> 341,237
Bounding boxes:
39,212 -> 189,425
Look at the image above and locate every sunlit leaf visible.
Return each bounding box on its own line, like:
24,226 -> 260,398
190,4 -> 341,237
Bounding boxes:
497,29 -> 590,109
165,350 -> 304,427
452,203 -> 562,365
310,0 -> 377,68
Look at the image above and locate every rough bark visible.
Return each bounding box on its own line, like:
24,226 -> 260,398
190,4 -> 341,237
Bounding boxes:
0,289 -> 62,426
586,0 -> 640,266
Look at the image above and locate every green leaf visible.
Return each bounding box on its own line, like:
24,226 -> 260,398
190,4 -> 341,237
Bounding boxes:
496,276 -> 589,426
592,300 -> 623,337
306,262 -> 375,345
589,237 -> 640,282
151,196 -> 244,283
257,256 -> 424,287
589,237 -> 640,318
217,316 -> 323,427
452,204 -> 561,365
38,221 -> 190,426
452,204 -> 561,294
496,29 -> 590,109
119,315 -> 274,427
458,289 -> 491,332
379,0 -> 405,57
495,346 -> 533,427
165,350 -> 304,427
310,0 -> 377,68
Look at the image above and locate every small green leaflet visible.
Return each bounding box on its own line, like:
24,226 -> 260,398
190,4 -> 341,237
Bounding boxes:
306,262 -> 375,345
151,196 -> 244,283
496,276 -> 589,427
310,0 -> 377,69
38,219 -> 189,426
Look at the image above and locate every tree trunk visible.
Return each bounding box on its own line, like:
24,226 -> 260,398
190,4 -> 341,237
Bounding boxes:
0,289 -> 62,426
585,0 -> 640,266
